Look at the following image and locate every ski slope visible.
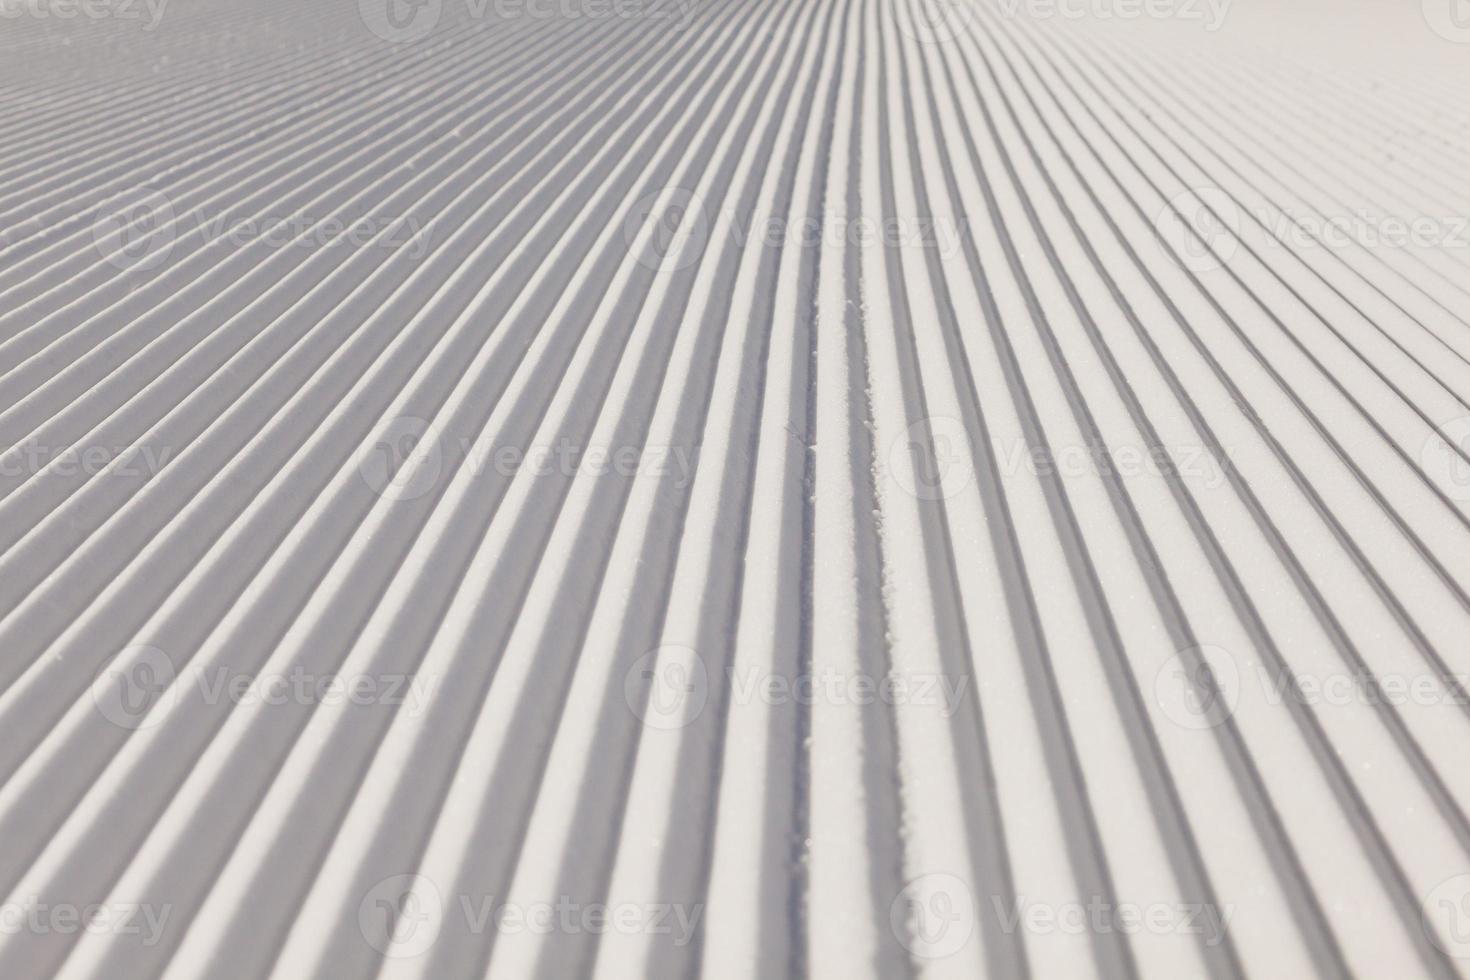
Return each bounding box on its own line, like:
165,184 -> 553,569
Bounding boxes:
2,0 -> 1470,976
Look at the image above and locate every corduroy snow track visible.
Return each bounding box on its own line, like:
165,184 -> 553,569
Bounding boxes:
3,0 -> 1470,977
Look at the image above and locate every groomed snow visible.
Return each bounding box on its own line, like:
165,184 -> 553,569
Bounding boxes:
2,0 -> 1470,976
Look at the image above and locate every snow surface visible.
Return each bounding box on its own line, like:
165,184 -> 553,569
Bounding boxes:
2,0 -> 1470,975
